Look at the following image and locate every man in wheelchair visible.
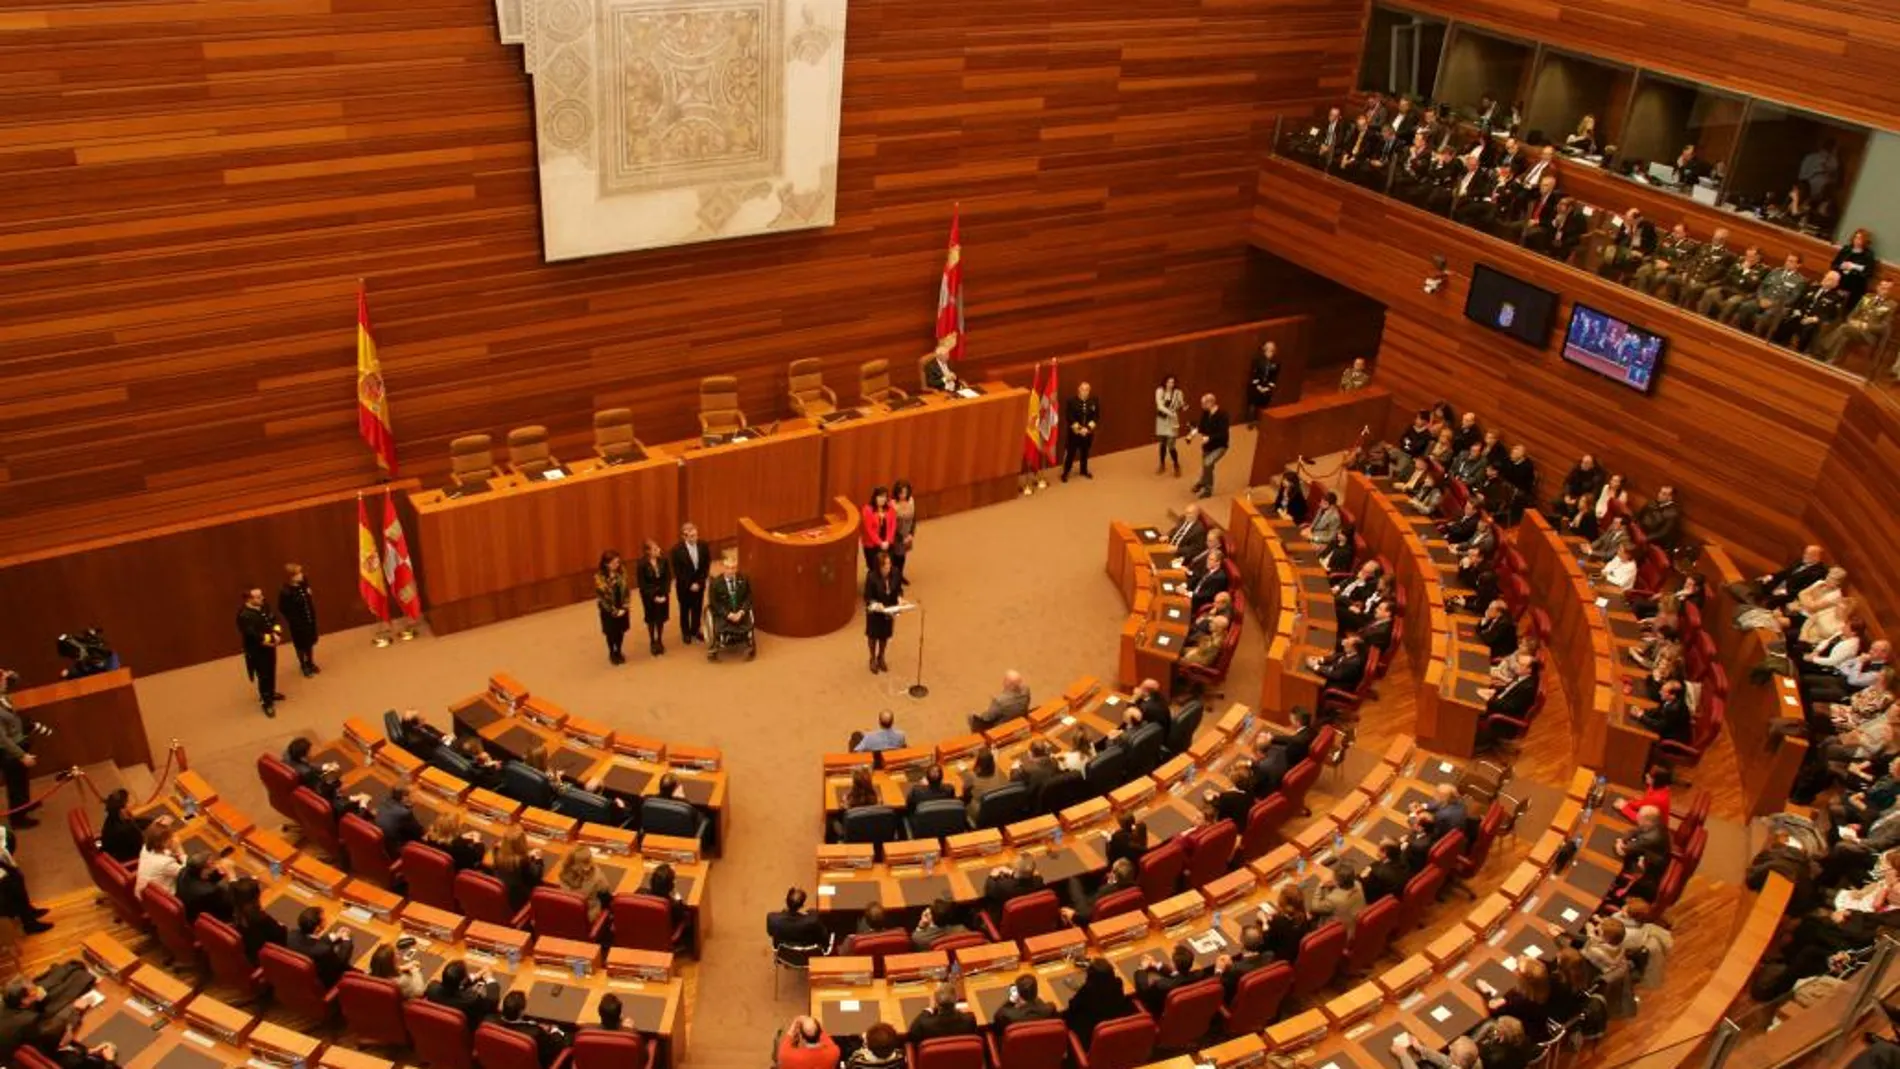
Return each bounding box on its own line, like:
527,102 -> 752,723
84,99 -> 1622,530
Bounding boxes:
707,554 -> 757,662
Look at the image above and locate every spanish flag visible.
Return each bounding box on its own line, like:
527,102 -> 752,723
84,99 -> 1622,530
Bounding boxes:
357,282 -> 398,476
358,495 -> 389,622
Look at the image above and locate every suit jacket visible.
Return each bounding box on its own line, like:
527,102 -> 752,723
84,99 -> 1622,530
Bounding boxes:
669,541 -> 711,596
426,977 -> 502,1030
1364,858 -> 1409,903
1135,964 -> 1210,1014
993,997 -> 1058,1029
1210,788 -> 1252,827
1362,617 -> 1394,653
1488,674 -> 1536,720
374,798 -> 425,853
767,908 -> 828,948
1769,559 -> 1829,598
1317,650 -> 1367,690
976,689 -> 1033,730
1135,692 -> 1172,736
177,868 -> 233,923
1475,614 -> 1518,659
924,357 -> 957,391
1315,117 -> 1350,155
710,573 -> 752,617
1621,825 -> 1671,874
236,604 -> 281,660
1425,799 -> 1469,844
1788,285 -> 1853,325
500,1016 -> 567,1067
287,928 -> 353,987
1167,516 -> 1208,560
278,581 -> 319,645
1637,696 -> 1692,744
1189,567 -> 1229,610
1279,725 -> 1317,766
1253,746 -> 1291,795
1065,396 -> 1100,436
908,1007 -> 979,1042
236,910 -> 289,963
983,872 -> 1045,913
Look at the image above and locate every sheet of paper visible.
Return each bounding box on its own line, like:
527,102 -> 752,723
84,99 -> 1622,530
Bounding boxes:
839,999 -> 861,1012
1430,1005 -> 1453,1023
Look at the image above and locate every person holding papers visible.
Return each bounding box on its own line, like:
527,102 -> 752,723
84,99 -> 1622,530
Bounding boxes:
864,551 -> 904,674
923,341 -> 959,393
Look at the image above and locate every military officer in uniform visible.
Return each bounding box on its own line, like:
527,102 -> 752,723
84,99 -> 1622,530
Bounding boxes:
1815,278 -> 1896,366
237,588 -> 287,718
1248,341 -> 1280,418
1060,382 -> 1100,482
1726,253 -> 1808,333
1687,245 -> 1765,315
278,563 -> 320,677
1631,223 -> 1700,296
1657,227 -> 1733,305
0,669 -> 39,827
1770,270 -> 1852,353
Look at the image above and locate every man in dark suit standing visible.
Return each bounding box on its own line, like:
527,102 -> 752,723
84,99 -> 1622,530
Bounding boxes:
670,522 -> 711,644
1061,382 -> 1100,482
236,587 -> 286,719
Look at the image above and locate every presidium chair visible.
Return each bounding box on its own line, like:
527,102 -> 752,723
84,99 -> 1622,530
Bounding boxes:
506,425 -> 559,479
448,434 -> 496,489
858,358 -> 908,406
698,376 -> 748,441
787,358 -> 839,418
593,408 -> 646,464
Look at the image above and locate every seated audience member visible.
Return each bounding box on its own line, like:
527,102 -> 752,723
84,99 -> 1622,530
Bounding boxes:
134,824 -> 185,898
1612,808 -> 1671,897
1616,766 -> 1675,826
1490,638 -> 1540,685
1182,531 -> 1225,582
775,1017 -> 841,1069
1595,208 -> 1655,280
1475,655 -> 1539,748
1631,223 -> 1699,296
590,993 -> 626,1034
1362,839 -> 1412,903
1586,514 -> 1632,562
1333,560 -> 1382,605
373,784 -> 426,856
1188,550 -> 1230,612
1447,444 -> 1488,488
767,887 -> 829,950
1771,270 -> 1851,352
639,863 -> 692,950
497,990 -> 567,1066
1414,784 -> 1469,844
558,845 -> 612,924
1132,678 -> 1172,736
1213,923 -> 1273,1001
0,967 -> 96,1064
230,877 -> 287,963
1445,548 -> 1499,616
1306,864 -> 1367,936
1809,642 -> 1892,705
1456,513 -> 1498,559
1635,485 -> 1683,549
1302,492 -> 1343,545
1011,740 -> 1059,797
1180,616 -> 1230,671
1474,600 -> 1518,660
1068,858 -> 1141,926
1340,357 -> 1373,392
1660,228 -> 1735,305
1484,957 -> 1556,1033
1407,474 -> 1444,516
1601,544 -> 1640,592
849,903 -> 899,949
98,789 -> 158,866
1065,957 -> 1136,1044
491,827 -> 546,912
287,906 -> 354,987
1391,1035 -> 1481,1069
1691,246 -> 1767,318
981,855 -> 1044,920
425,814 -> 487,873
969,671 -> 1031,732
1306,634 -> 1369,694
1478,1015 -> 1535,1069
1106,812 -> 1150,869
1267,468 -> 1310,524
906,764 -> 957,812
1750,544 -> 1830,611
1635,680 -> 1693,745
1201,768 -> 1255,827
961,748 -> 1009,819
391,708 -> 448,757
456,736 -> 505,793
369,944 -> 426,999
907,983 -> 978,1041
175,853 -> 234,922
846,1023 -> 906,1069
1814,278 -> 1896,365
1264,884 -> 1315,962
1593,472 -> 1629,525
1165,504 -> 1209,560
427,960 -> 501,1030
852,709 -> 908,753
1134,943 -> 1209,1014
1361,600 -> 1397,655
1727,253 -> 1809,334
993,974 -> 1058,1026
911,897 -> 972,949
1552,454 -> 1605,517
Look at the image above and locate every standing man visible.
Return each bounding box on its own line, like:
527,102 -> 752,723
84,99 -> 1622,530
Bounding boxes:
670,522 -> 711,645
236,588 -> 286,719
0,670 -> 38,828
1248,341 -> 1279,419
1185,393 -> 1230,500
1060,382 -> 1099,482
278,563 -> 320,677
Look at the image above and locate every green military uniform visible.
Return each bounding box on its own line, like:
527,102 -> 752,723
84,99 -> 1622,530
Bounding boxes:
1813,290 -> 1896,364
1728,267 -> 1809,334
1771,283 -> 1853,352
1695,257 -> 1769,319
1665,241 -> 1735,307
1631,231 -> 1700,296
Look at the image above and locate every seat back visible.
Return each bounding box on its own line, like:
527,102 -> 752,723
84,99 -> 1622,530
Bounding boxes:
973,782 -> 1034,829
1165,699 -> 1204,754
405,1000 -> 474,1069
140,886 -> 200,964
594,408 -> 638,461
450,434 -> 496,484
995,1019 -> 1069,1069
475,1022 -> 547,1069
573,1030 -> 651,1069
337,974 -> 410,1046
532,886 -> 599,941
1035,771 -> 1090,815
1426,829 -> 1467,873
1289,920 -> 1348,999
1279,759 -> 1321,814
506,425 -> 552,474
90,850 -> 146,929
290,787 -> 342,861
611,893 -> 676,952
1185,820 -> 1237,889
400,842 -> 460,911
1241,794 -> 1294,861
1090,887 -> 1146,923
257,754 -> 302,822
339,814 -> 397,885
1395,865 -> 1448,932
1154,978 -> 1223,1050
456,870 -> 524,927
429,742 -> 476,780
195,915 -> 258,995
1138,840 -> 1188,903
500,760 -> 556,810
1343,897 -> 1400,974
641,797 -> 703,839
13,1050 -> 60,1069
69,807 -> 99,866
911,798 -> 971,838
1084,1012 -> 1158,1069
787,358 -> 835,416
859,359 -> 903,404
841,804 -> 902,846
556,783 -> 622,825
915,1035 -> 987,1069
1460,802 -> 1507,877
1083,745 -> 1131,793
1124,723 -> 1166,776
699,376 -> 746,436
999,889 -> 1063,940
259,945 -> 333,1016
1225,961 -> 1295,1034
848,929 -> 914,964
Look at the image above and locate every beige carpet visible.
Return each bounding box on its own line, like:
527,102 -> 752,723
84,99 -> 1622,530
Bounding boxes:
101,427 -> 1266,1063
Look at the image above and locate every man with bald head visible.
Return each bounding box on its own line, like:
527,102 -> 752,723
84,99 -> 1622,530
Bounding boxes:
1185,392 -> 1230,500
1615,805 -> 1671,878
1165,503 -> 1207,561
1748,544 -> 1829,610
969,670 -> 1031,732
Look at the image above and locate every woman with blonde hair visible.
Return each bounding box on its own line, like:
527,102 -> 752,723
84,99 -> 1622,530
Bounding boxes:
560,845 -> 613,922
427,813 -> 486,872
492,826 -> 546,911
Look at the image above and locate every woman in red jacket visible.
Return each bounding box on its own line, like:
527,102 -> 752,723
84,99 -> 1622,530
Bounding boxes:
861,485 -> 898,573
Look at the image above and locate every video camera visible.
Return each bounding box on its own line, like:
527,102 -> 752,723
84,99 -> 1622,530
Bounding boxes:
56,628 -> 119,679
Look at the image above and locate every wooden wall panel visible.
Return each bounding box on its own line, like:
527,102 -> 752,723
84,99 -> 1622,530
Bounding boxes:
1805,389 -> 1900,637
1388,0 -> 1900,132
1248,157 -> 1860,572
0,0 -> 1365,556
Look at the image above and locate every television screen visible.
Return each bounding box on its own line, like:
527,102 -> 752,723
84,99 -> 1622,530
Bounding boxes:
1463,263 -> 1558,347
1562,304 -> 1666,393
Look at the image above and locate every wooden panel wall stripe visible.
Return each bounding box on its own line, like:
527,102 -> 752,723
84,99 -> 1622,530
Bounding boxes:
0,0 -> 1365,556
1804,389 -> 1900,638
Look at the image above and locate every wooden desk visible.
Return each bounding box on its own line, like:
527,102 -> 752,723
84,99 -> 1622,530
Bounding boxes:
1707,545 -> 1810,816
820,384 -> 1027,517
739,495 -> 862,637
1249,386 -> 1394,487
9,666 -> 152,771
1235,500 -> 1334,718
409,453 -> 680,634
660,421 -> 826,546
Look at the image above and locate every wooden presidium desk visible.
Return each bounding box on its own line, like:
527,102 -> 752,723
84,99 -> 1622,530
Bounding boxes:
10,666 -> 153,772
821,384 -> 1026,515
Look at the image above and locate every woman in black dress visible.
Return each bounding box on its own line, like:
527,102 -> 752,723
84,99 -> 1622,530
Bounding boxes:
596,550 -> 631,665
279,562 -> 320,676
864,551 -> 901,674
1247,340 -> 1278,419
635,540 -> 672,657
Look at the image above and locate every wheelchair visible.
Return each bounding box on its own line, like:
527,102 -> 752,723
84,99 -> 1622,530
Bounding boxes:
706,607 -> 757,662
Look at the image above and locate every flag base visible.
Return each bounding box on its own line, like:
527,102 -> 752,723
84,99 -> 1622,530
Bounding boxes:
908,683 -> 930,699
372,631 -> 393,648
398,623 -> 419,641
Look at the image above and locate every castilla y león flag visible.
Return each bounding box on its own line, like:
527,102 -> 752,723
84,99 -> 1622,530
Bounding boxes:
381,489 -> 423,621
356,282 -> 398,476
357,495 -> 389,622
935,207 -> 965,361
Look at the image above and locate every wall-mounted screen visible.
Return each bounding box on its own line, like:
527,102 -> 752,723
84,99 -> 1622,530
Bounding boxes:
1562,304 -> 1666,392
1464,263 -> 1558,347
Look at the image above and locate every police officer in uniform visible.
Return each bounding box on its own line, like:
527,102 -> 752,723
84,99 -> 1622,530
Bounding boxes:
0,669 -> 39,827
237,588 -> 287,718
1060,382 -> 1100,482
278,563 -> 320,677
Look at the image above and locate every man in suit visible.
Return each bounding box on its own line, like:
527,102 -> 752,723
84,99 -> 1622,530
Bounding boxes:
1012,740 -> 1060,797
1362,840 -> 1411,903
236,587 -> 286,718
1389,97 -> 1418,142
1596,208 -> 1656,281
175,854 -> 233,923
766,888 -> 830,950
1360,123 -> 1403,185
922,339 -> 959,392
1631,223 -> 1700,296
0,671 -> 38,827
1134,943 -> 1209,1014
1636,486 -> 1683,549
1517,145 -> 1557,192
0,969 -> 96,1065
1692,246 -> 1768,318
1635,680 -> 1692,745
1524,195 -> 1583,261
1060,382 -> 1100,482
1415,784 -> 1468,845
287,906 -> 354,988
1165,505 -> 1208,562
427,960 -> 502,1030
1302,492 -> 1343,546
1310,106 -> 1350,163
1306,634 -> 1368,694
1306,866 -> 1368,937
1669,144 -> 1710,188
708,555 -> 754,658
1132,678 -> 1172,738
1816,278 -> 1897,365
1215,924 -> 1272,1001
971,671 -> 1032,731
1771,270 -> 1853,352
992,974 -> 1059,1027
1658,227 -> 1734,305
1752,544 -> 1829,610
1188,550 -> 1230,613
1474,602 -> 1518,660
369,784 -> 424,855
1447,161 -> 1502,226
669,523 -> 711,645
1475,656 -> 1537,749
907,765 -> 958,812
1727,253 -> 1809,333
1338,114 -> 1375,173
1361,600 -> 1397,656
498,991 -> 568,1067
981,855 -> 1044,919
1412,146 -> 1461,209
1334,561 -> 1382,606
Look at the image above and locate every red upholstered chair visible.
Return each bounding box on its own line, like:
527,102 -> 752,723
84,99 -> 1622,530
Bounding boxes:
290,786 -> 342,862
1425,830 -> 1467,873
1452,803 -> 1506,895
1220,961 -> 1293,1034
1342,897 -> 1399,976
400,842 -> 460,911
139,886 -> 201,967
1138,840 -> 1187,904
405,1000 -> 475,1069
340,813 -> 400,886
987,1018 -> 1067,1069
848,928 -> 916,966
1184,820 -> 1236,889
1240,794 -> 1294,860
258,946 -> 338,1025
1088,887 -> 1147,924
983,889 -> 1063,942
337,974 -> 411,1047
1151,978 -> 1223,1053
195,915 -> 263,1000
1319,648 -> 1380,720
611,894 -> 684,954
531,887 -> 608,943
68,807 -> 105,870
13,1049 -> 60,1069
930,931 -> 988,953
1527,608 -> 1552,644
572,1029 -> 651,1069
1672,792 -> 1711,851
89,851 -> 147,931
1070,1012 -> 1157,1069
257,753 -> 303,825
456,869 -> 532,928
1279,758 -> 1321,817
1395,865 -> 1449,933
1289,920 -> 1347,1001
1657,700 -> 1722,769
477,1021 -> 571,1069
910,1035 -> 987,1069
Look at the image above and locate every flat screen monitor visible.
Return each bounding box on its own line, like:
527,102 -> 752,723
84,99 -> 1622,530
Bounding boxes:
1463,264 -> 1558,347
1561,304 -> 1666,393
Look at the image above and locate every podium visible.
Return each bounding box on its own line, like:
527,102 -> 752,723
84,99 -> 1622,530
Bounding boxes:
10,667 -> 152,772
738,496 -> 862,637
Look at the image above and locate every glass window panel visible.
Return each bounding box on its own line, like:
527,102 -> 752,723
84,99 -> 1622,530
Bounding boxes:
1612,71 -> 1746,202
1435,25 -> 1535,132
1725,103 -> 1867,241
1359,6 -> 1447,102
1523,48 -> 1635,159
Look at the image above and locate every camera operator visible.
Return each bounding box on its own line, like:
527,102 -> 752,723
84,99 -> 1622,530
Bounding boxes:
236,589 -> 287,719
0,670 -> 39,828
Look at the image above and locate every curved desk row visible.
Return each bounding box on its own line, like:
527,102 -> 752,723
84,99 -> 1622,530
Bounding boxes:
1226,496 -> 1335,720
1108,523 -> 1197,695
1704,546 -> 1811,817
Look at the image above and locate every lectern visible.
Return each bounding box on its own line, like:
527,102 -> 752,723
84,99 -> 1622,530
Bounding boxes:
738,496 -> 862,637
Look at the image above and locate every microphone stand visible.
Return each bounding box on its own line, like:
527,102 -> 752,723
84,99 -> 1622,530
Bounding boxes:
908,604 -> 929,699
